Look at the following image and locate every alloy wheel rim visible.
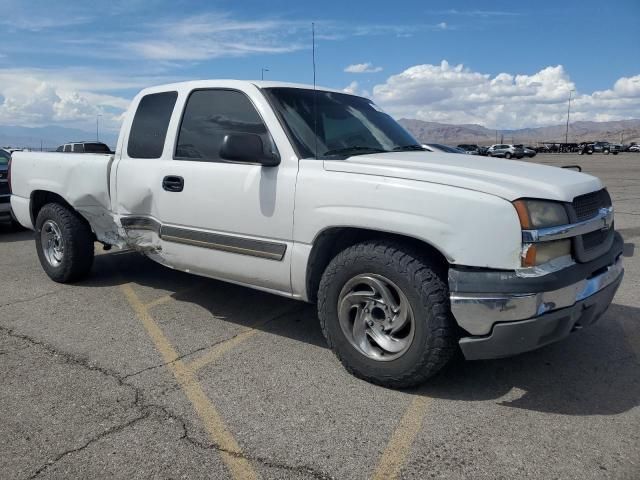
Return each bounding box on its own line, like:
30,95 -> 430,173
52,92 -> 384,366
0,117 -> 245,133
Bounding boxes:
337,274 -> 415,361
41,220 -> 64,267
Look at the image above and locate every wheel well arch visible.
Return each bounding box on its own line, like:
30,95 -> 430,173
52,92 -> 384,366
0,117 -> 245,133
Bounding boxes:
30,190 -> 73,226
305,226 -> 450,303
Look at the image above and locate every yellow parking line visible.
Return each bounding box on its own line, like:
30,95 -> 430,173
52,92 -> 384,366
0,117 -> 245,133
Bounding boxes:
144,284 -> 204,310
188,328 -> 260,372
187,313 -> 277,372
371,396 -> 430,480
120,284 -> 259,480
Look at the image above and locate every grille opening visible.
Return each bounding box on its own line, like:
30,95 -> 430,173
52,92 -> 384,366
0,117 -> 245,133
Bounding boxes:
572,189 -> 612,222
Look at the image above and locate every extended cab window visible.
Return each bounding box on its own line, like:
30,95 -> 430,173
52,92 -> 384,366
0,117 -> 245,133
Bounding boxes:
128,91 -> 178,159
175,89 -> 272,162
72,144 -> 84,153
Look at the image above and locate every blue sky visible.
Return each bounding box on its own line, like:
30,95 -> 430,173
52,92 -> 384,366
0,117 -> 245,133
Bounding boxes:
0,0 -> 638,133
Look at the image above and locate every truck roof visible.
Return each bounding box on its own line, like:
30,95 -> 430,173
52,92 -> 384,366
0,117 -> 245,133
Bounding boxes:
136,79 -> 350,97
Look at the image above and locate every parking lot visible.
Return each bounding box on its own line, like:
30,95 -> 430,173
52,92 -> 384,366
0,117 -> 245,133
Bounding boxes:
1,153 -> 638,479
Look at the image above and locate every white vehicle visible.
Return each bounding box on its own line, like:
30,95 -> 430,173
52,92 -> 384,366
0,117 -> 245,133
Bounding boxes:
487,144 -> 525,159
9,80 -> 624,387
629,145 -> 640,152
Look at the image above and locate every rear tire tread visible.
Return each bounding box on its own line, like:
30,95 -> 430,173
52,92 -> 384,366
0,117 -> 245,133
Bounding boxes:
35,203 -> 94,283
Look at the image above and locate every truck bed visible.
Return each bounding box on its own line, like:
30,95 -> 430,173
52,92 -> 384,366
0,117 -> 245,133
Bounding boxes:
10,151 -> 123,245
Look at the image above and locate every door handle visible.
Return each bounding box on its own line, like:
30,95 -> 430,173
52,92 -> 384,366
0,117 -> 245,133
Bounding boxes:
162,175 -> 184,192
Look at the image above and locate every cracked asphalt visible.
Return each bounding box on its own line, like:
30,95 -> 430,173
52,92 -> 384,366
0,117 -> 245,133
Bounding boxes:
1,153 -> 639,479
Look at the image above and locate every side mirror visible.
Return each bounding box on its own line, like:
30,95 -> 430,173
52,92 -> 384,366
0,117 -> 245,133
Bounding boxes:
220,133 -> 280,167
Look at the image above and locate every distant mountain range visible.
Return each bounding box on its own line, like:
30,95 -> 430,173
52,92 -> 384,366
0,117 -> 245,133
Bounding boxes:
398,119 -> 640,146
0,125 -> 117,150
2,119 -> 639,152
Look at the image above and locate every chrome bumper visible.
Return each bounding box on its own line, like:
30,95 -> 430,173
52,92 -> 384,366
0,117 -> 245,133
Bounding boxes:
450,257 -> 623,336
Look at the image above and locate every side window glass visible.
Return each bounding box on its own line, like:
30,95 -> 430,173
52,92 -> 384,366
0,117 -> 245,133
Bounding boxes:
128,91 -> 178,159
72,144 -> 84,153
63,145 -> 71,152
175,89 -> 273,162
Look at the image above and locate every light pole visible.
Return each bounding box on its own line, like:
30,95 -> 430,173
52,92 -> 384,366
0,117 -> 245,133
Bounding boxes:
261,68 -> 269,80
564,89 -> 575,145
96,114 -> 102,142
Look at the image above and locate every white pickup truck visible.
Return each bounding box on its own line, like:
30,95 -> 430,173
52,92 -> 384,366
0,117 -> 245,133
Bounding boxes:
10,80 -> 624,387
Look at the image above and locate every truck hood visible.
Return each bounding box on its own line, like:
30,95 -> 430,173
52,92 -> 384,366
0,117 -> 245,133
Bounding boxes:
323,152 -> 602,202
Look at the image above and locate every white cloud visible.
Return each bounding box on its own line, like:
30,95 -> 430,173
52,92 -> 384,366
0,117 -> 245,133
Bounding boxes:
0,68 -> 136,131
343,81 -> 360,94
372,60 -> 640,128
125,14 -> 307,61
344,62 -> 383,74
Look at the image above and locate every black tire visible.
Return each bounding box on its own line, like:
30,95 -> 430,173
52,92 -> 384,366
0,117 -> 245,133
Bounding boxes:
505,152 -> 512,159
587,150 -> 593,155
35,203 -> 94,283
317,241 -> 457,388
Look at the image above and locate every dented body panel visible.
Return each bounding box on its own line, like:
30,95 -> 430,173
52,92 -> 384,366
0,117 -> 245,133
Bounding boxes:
10,151 -> 125,246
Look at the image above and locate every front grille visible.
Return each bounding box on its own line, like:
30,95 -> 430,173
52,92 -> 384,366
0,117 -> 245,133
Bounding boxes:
583,227 -> 612,251
570,188 -> 613,262
572,189 -> 611,221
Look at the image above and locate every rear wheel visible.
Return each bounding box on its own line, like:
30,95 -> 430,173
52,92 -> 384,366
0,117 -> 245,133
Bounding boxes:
603,149 -> 610,155
505,152 -> 512,159
35,203 -> 94,283
318,241 -> 457,388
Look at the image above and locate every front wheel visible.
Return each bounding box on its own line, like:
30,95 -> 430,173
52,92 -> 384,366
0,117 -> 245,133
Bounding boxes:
505,152 -> 512,159
35,203 -> 95,283
318,241 -> 457,388
603,149 -> 610,155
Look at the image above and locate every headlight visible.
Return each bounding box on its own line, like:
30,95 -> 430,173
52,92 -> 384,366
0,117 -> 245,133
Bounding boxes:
522,240 -> 571,267
513,200 -> 572,267
513,199 -> 569,229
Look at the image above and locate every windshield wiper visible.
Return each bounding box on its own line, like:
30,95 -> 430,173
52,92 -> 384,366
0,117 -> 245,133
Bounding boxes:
392,144 -> 427,151
322,146 -> 388,157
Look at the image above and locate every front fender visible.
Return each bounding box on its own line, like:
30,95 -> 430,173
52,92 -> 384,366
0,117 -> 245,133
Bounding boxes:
294,162 -> 523,270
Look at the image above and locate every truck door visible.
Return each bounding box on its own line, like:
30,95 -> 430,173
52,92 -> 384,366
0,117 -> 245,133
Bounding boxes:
115,85 -> 297,295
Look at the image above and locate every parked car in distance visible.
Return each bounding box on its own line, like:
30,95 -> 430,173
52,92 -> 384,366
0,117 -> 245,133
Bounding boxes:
0,148 -> 14,224
55,141 -> 113,154
486,144 -> 524,159
457,144 -> 485,155
578,142 -> 620,155
9,79 -> 624,388
423,144 -> 470,154
514,144 -> 536,158
629,144 -> 640,152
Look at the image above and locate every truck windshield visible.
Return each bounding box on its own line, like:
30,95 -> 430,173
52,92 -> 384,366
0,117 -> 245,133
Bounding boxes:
264,87 -> 422,159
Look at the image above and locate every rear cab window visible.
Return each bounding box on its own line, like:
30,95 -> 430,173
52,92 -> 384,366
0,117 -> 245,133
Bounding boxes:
128,91 -> 178,159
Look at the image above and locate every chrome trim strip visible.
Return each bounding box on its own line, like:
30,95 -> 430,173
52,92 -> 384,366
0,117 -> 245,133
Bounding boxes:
120,216 -> 286,261
160,225 -> 286,261
450,257 -> 623,336
120,216 -> 161,233
522,206 -> 613,243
